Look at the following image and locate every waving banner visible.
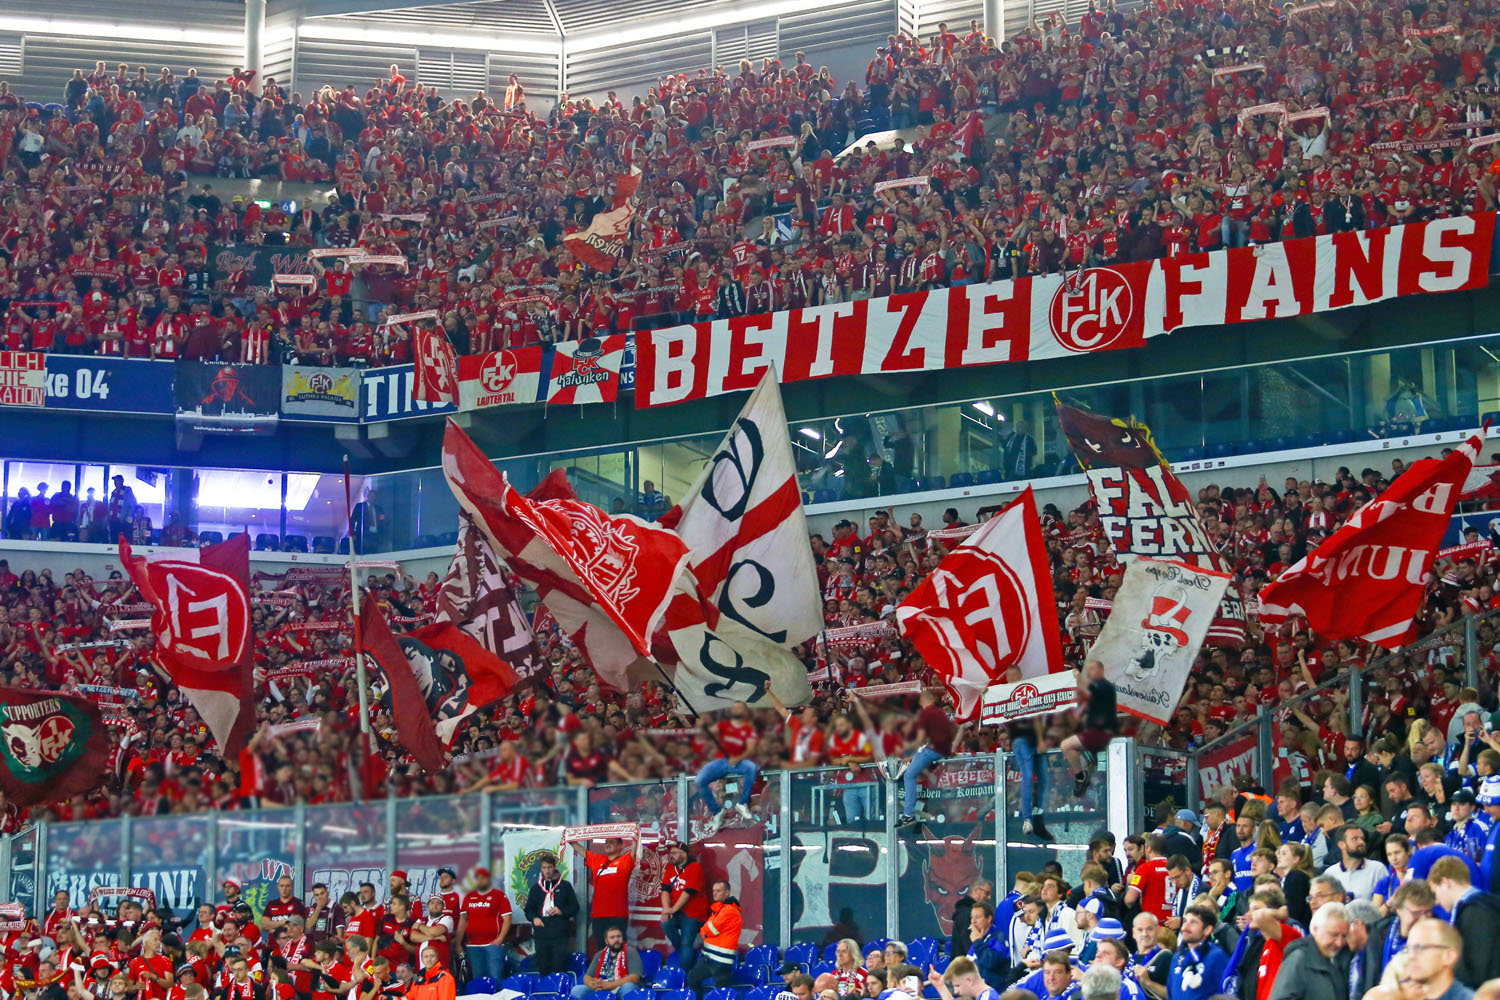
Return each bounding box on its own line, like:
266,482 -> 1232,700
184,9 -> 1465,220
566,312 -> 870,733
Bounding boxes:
564,167 -> 642,272
1259,432 -> 1481,648
1089,558 -> 1232,724
414,329 -> 459,405
0,687 -> 110,806
637,213 -> 1495,407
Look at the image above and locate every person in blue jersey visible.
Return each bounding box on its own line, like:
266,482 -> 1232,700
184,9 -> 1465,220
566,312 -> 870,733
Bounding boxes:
1366,880 -> 1434,987
1129,912 -> 1173,1000
1443,788 -> 1490,863
1409,828 -> 1482,888
1265,902 -> 1352,1000
1228,815 -> 1259,896
926,956 -> 998,1000
1016,949 -> 1079,1000
1166,906 -> 1228,1000
1429,855 -> 1500,988
1478,774 -> 1500,891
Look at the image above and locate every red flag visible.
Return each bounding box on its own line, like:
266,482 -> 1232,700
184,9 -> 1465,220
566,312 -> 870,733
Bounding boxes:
434,513 -> 547,690
894,488 -> 1063,719
0,687 -> 111,806
1259,433 -> 1482,648
414,328 -> 458,404
563,168 -> 641,272
358,594 -> 447,772
120,534 -> 255,756
441,418 -> 690,690
403,620 -> 520,742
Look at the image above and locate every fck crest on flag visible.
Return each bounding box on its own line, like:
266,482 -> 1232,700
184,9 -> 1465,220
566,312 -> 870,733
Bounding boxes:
414,327 -> 458,404
1259,432 -> 1481,648
895,487 -> 1063,720
1090,557 -> 1232,725
546,335 -> 628,405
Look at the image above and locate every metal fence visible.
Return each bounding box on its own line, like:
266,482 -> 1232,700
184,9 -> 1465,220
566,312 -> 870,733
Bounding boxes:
0,746 -> 1139,951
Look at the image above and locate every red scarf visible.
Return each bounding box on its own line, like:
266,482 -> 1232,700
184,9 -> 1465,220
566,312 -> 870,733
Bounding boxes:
594,948 -> 628,980
1201,823 -> 1223,877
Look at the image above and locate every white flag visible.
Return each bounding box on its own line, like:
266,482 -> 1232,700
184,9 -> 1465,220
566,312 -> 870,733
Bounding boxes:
660,368 -> 822,710
1090,558 -> 1231,724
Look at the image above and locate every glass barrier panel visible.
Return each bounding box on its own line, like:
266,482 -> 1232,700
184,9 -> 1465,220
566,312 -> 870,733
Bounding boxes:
756,770 -> 782,951
897,755 -> 998,945
489,787 -> 578,962
1001,748 -> 1102,888
787,767 -> 887,947
305,803 -> 389,901
46,820 -> 124,905
585,780 -> 679,953
130,815 -> 212,917
216,809 -> 298,922
8,829 -> 37,913
394,795 -> 483,911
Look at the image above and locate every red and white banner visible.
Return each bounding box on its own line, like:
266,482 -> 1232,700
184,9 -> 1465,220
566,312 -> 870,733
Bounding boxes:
0,351 -> 45,407
564,167 -> 641,272
269,718 -> 322,737
874,176 -> 931,195
1260,433 -> 1481,648
1091,558 -> 1233,725
271,274 -> 317,287
457,348 -> 544,409
547,334 -> 628,405
980,671 -> 1078,726
895,487 -> 1063,720
562,822 -> 641,844
120,534 -> 256,756
747,135 -> 798,152
1215,62 -> 1268,79
1403,24 -> 1457,36
1196,733 -> 1258,796
853,680 -> 925,699
414,328 -> 458,404
442,421 -> 690,690
636,213 -> 1496,407
385,310 -> 440,326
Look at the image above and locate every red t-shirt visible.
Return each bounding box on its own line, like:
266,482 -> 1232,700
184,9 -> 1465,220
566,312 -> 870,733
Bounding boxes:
1255,923 -> 1302,1000
129,954 -> 174,1000
661,861 -> 709,921
1127,857 -> 1172,921
459,889 -> 510,946
585,851 -> 635,919
346,908 -> 378,942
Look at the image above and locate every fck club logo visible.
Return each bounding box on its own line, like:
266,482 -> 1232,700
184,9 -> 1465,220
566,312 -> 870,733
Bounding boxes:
480,351 -> 522,394
1049,267 -> 1135,353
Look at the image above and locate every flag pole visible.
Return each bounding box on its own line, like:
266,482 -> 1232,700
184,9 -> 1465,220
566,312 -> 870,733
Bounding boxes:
343,456 -> 373,737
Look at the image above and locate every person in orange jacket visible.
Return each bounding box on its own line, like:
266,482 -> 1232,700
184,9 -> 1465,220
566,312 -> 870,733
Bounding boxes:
686,882 -> 742,996
408,946 -> 455,1000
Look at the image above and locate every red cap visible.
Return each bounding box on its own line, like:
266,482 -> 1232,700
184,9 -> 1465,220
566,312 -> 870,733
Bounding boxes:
473,867 -> 491,878
391,870 -> 408,881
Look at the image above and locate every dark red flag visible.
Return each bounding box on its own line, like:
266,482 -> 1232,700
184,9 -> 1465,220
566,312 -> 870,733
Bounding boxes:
0,687 -> 111,806
358,594 -> 447,773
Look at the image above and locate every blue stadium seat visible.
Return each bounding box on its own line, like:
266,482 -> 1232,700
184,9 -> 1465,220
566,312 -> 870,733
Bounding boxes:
533,972 -> 575,998
1483,410 -> 1500,427
743,946 -> 776,969
732,965 -> 770,986
926,475 -> 947,490
907,937 -> 941,968
811,961 -> 835,977
504,975 -> 538,995
930,956 -> 951,974
337,536 -> 351,553
747,988 -> 780,1000
821,943 -> 840,962
1179,446 -> 1204,462
414,534 -> 438,548
705,989 -> 745,1000
199,530 -> 224,545
1298,433 -> 1320,448
312,535 -> 336,553
593,991 -> 622,1000
656,992 -> 695,1000
283,535 -> 309,552
894,476 -> 915,492
639,951 -> 663,980
949,472 -> 975,488
255,533 -> 278,551
568,954 -> 589,976
864,939 -> 889,955
518,959 -> 536,974
802,491 -> 813,505
975,469 -> 1000,485
652,968 -> 686,990
438,530 -> 460,545
468,978 -> 498,996
813,489 -> 838,504
784,943 -> 817,966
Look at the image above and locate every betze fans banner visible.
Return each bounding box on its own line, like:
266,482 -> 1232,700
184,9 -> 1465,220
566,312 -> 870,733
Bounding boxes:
895,487 -> 1063,720
1090,558 -> 1232,725
656,368 -> 822,711
1259,432 -> 1481,648
561,822 -> 641,845
980,671 -> 1078,726
636,212 -> 1496,407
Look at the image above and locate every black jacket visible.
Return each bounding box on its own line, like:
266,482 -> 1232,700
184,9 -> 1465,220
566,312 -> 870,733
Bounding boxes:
1451,890 -> 1500,987
951,895 -> 978,956
524,877 -> 580,939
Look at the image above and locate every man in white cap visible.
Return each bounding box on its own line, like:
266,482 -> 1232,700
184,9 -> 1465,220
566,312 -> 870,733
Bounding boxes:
1478,774 -> 1500,891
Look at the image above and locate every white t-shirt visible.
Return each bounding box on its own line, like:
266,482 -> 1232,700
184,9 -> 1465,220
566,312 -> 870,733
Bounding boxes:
1322,858 -> 1389,901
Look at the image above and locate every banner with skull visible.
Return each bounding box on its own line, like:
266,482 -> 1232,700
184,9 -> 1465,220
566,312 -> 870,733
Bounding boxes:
1088,558 -> 1231,725
0,687 -> 110,806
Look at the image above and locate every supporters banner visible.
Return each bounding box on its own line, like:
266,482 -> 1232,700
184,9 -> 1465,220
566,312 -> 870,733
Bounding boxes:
175,362 -> 281,435
359,594 -> 447,772
546,335 -> 629,405
38,356 -> 174,414
1090,558 -> 1232,725
636,213 -> 1496,407
658,369 -> 822,711
457,349 -> 546,409
414,329 -> 459,405
209,244 -> 317,292
895,488 -> 1063,720
1259,433 -> 1481,648
359,364 -> 458,421
434,513 -> 548,690
280,366 -> 361,421
980,671 -> 1079,726
0,687 -> 110,806
442,420 -> 691,690
120,534 -> 257,756
1060,401 -> 1247,646
564,167 -> 641,272
0,351 -> 45,407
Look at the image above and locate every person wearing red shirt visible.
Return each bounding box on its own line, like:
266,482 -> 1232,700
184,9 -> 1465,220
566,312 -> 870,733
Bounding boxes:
342,893 -> 378,944
659,842 -> 709,969
42,891 -> 74,940
409,897 -> 453,972
575,838 -> 636,948
694,702 -> 759,833
375,896 -> 418,972
1124,834 -> 1174,923
128,931 -> 174,1000
456,867 -> 511,987
1245,894 -> 1301,1000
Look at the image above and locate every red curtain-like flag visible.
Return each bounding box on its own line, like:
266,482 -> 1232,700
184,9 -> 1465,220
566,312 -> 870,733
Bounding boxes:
414,327 -> 458,404
563,168 -> 642,272
1260,432 -> 1482,648
895,488 -> 1063,719
0,687 -> 111,806
358,594 -> 447,772
120,534 -> 255,756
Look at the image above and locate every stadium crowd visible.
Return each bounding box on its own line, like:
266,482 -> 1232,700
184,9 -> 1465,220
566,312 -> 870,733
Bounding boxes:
1,0 -> 1500,362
